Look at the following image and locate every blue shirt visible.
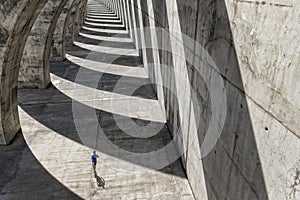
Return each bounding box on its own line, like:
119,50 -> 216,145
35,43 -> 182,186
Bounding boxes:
92,154 -> 99,163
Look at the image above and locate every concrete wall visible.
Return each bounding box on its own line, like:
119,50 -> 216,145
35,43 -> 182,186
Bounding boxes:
126,0 -> 300,199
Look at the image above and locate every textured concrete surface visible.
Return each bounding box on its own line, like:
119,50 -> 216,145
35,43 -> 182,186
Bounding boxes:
0,0 -> 86,144
131,0 -> 300,199
0,2 -> 195,199
1,0 -> 299,199
51,0 -> 76,61
0,0 -> 49,145
225,1 -> 300,199
19,0 -> 67,89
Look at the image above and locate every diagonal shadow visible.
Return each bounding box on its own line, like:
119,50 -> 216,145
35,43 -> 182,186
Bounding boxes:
50,60 -> 156,100
0,132 -> 82,200
80,28 -> 128,38
65,46 -> 140,66
83,22 -> 126,30
85,15 -> 120,20
94,172 -> 105,188
74,35 -> 136,50
85,18 -> 123,25
148,0 -> 269,199
86,13 -> 118,18
18,84 -> 185,178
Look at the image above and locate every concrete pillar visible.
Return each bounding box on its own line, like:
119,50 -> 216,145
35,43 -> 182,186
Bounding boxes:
146,0 -> 165,114
65,0 -> 81,46
119,0 -> 126,26
19,0 -> 69,89
108,0 -> 113,11
51,0 -> 75,61
51,0 -> 87,62
126,0 -> 133,38
79,0 -> 88,27
117,0 -> 123,22
74,0 -> 88,36
160,1 -> 209,198
122,0 -> 129,30
114,0 -> 118,17
136,0 -> 148,73
66,12 -> 75,45
129,0 -> 139,50
0,0 -> 48,145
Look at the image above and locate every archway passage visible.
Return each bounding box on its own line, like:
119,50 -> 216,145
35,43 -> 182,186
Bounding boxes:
1,0 -> 299,199
0,0 -> 87,145
13,1 -> 194,199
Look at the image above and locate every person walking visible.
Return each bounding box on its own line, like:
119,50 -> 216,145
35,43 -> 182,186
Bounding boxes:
91,151 -> 99,172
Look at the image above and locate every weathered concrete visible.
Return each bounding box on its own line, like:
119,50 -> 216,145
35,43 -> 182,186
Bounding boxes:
226,0 -> 300,137
1,3 -> 195,198
64,0 -> 84,48
0,0 -> 299,199
128,0 -> 300,199
225,1 -> 300,199
51,0 -> 87,62
0,0 -> 48,145
0,0 -> 87,145
19,0 -> 68,88
51,0 -> 75,61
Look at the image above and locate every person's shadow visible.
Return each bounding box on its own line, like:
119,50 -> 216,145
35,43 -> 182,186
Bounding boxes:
94,172 -> 105,188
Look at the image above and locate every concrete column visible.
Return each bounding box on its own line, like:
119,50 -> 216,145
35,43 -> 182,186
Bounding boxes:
77,0 -> 88,31
79,0 -> 88,29
164,0 -> 208,199
146,0 -> 165,114
19,0 -> 69,89
122,0 -> 129,30
129,0 -> 139,50
64,0 -> 81,47
126,0 -> 133,38
51,0 -> 87,62
113,0 -> 117,16
66,12 -> 75,45
117,0 -> 123,23
74,5 -> 81,35
0,0 -> 48,145
136,0 -> 148,73
111,0 -> 114,11
51,0 -> 75,61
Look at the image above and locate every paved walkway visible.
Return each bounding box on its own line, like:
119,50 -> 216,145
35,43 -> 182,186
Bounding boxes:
0,1 -> 194,199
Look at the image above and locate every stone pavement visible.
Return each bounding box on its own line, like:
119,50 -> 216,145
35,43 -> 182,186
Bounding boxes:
0,1 -> 195,200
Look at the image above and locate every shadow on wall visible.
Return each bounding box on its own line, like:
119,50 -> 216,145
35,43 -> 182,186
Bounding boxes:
146,0 -> 269,199
193,1 -> 268,199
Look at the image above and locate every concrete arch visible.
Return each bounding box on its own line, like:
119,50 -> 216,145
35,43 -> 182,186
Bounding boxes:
43,0 -> 82,78
19,0 -> 70,88
64,0 -> 81,47
0,0 -> 48,145
79,0 -> 88,29
51,0 -> 75,61
52,0 -> 87,61
0,0 -> 87,144
74,0 -> 88,36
